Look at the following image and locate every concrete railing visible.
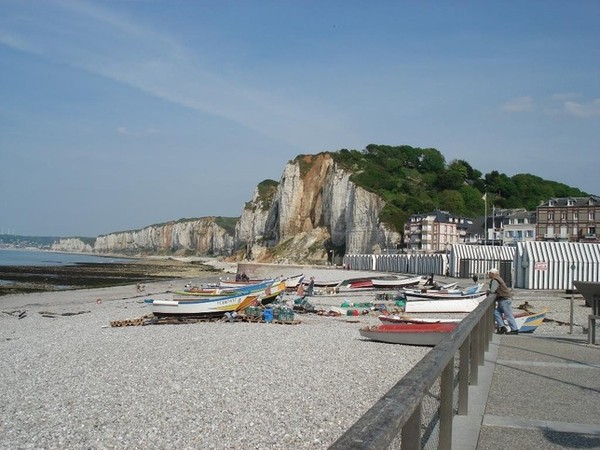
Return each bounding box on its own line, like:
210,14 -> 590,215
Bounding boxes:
329,295 -> 496,450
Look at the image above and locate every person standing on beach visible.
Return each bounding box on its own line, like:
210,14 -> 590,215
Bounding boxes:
487,268 -> 519,334
307,277 -> 315,296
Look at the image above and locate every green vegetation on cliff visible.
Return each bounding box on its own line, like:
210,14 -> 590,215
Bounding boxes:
330,144 -> 587,233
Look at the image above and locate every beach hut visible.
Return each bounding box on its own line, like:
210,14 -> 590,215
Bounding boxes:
451,244 -> 515,284
514,241 -> 600,289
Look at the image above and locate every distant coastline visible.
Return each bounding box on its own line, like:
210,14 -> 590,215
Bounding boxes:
0,247 -> 133,267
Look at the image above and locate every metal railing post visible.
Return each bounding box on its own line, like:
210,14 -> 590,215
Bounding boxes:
439,357 -> 455,450
470,323 -> 480,385
458,335 -> 470,415
478,317 -> 486,363
402,404 -> 422,449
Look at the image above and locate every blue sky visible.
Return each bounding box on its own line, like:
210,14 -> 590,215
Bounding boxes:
1,0 -> 599,237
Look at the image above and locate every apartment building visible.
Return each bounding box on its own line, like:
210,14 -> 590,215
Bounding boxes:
536,195 -> 600,243
498,209 -> 537,246
404,210 -> 472,253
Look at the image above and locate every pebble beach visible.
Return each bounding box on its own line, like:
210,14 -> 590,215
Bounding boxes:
0,260 -> 594,449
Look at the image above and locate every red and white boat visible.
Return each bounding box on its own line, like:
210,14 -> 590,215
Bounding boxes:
359,322 -> 458,346
336,277 -> 376,291
380,309 -> 547,334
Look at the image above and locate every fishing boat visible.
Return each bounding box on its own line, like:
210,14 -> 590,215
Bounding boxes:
218,277 -> 273,289
256,280 -> 287,305
379,315 -> 461,325
359,322 -> 458,346
284,274 -> 305,289
429,281 -> 459,290
380,308 -> 547,333
172,286 -> 236,296
371,275 -> 423,289
336,277 -> 374,292
402,283 -> 484,301
173,279 -> 275,297
146,292 -> 258,317
507,309 -> 548,333
403,293 -> 487,313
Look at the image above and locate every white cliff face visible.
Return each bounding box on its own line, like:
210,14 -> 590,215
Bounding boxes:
236,153 -> 400,256
54,153 -> 399,259
51,238 -> 94,253
235,187 -> 272,247
93,218 -> 235,255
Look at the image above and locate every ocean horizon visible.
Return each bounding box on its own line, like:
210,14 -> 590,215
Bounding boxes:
0,248 -> 132,267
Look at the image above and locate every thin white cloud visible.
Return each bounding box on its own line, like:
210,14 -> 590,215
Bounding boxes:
500,96 -> 535,112
0,0 -> 353,150
563,99 -> 600,117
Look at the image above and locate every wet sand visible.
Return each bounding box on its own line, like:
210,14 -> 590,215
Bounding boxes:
0,257 -> 225,297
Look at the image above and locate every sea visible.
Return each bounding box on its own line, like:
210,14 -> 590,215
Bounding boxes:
0,248 -> 132,267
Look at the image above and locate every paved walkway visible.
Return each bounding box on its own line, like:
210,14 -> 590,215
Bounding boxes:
453,333 -> 600,449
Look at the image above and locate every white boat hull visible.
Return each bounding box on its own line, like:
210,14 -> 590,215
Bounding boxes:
403,294 -> 487,313
148,292 -> 257,316
371,275 -> 423,288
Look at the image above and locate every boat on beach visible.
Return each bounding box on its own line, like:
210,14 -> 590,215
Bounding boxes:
401,283 -> 484,300
507,308 -> 548,333
371,275 -> 423,289
218,277 -> 273,289
403,293 -> 487,313
359,322 -> 458,346
336,277 -> 375,291
380,308 -> 547,333
284,274 -> 304,289
146,292 -> 259,317
379,315 -> 461,325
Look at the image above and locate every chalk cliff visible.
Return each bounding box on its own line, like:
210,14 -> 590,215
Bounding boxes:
235,153 -> 401,260
52,153 -> 401,262
50,238 -> 94,253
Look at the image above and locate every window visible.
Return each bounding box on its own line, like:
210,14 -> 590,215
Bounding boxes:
561,212 -> 567,220
548,212 -> 554,220
589,211 -> 596,221
574,212 -> 578,221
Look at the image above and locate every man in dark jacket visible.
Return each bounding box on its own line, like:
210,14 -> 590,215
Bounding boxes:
488,268 -> 519,334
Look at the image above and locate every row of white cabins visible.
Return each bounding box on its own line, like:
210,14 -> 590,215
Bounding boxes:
345,196 -> 600,290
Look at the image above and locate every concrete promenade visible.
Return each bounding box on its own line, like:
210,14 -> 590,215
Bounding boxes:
453,332 -> 600,449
